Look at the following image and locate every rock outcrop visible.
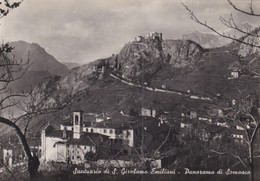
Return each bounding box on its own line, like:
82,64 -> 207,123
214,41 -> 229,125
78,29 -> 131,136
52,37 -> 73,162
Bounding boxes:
116,33 -> 205,82
163,39 -> 205,68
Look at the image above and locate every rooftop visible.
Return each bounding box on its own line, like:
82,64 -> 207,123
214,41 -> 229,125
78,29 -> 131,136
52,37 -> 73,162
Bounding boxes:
45,125 -> 73,138
67,133 -> 109,146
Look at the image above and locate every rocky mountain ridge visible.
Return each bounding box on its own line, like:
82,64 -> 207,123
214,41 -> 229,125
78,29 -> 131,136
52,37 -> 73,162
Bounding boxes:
8,41 -> 69,91
114,34 -> 205,82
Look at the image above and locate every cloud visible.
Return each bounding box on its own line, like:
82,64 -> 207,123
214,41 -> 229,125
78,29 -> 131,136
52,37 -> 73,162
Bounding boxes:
0,0 -> 259,63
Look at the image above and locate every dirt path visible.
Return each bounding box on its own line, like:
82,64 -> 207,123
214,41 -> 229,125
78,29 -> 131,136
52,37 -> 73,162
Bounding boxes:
110,73 -> 212,101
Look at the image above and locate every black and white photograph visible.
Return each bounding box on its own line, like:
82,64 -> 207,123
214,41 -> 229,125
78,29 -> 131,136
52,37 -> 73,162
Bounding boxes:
0,0 -> 260,180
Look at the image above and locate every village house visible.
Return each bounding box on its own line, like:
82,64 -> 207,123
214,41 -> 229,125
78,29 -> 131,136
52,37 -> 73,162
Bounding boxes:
3,148 -> 13,167
132,117 -> 174,154
0,136 -> 40,167
230,129 -> 245,144
141,107 -> 157,118
228,61 -> 242,79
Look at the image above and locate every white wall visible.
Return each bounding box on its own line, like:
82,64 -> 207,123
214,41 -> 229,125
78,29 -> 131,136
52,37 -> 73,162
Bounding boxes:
45,137 -> 65,162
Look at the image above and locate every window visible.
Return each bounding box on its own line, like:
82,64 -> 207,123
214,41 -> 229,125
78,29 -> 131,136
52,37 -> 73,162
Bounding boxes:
72,156 -> 74,160
104,129 -> 107,133
110,129 -> 113,134
91,129 -> 94,133
75,115 -> 79,124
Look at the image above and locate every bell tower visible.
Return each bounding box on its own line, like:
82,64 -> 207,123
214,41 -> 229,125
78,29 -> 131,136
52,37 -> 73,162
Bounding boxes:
73,111 -> 83,139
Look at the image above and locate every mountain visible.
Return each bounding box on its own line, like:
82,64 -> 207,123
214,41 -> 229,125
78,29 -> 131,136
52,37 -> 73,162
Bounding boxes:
182,31 -> 231,49
7,41 -> 69,91
3,33 -> 260,136
182,23 -> 258,49
9,41 -> 69,75
62,61 -> 81,69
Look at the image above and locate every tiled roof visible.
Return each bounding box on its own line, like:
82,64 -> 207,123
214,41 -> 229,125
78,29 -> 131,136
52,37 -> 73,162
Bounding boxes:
86,121 -> 132,130
61,122 -> 73,126
131,118 -> 171,135
228,61 -> 242,71
45,125 -> 73,139
83,114 -> 96,123
206,124 -> 227,133
67,133 -> 109,146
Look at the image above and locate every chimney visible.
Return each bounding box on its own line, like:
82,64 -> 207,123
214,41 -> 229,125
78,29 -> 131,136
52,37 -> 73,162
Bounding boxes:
158,122 -> 161,127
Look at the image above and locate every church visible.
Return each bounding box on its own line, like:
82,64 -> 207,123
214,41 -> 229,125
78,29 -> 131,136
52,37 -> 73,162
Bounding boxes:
41,111 -> 134,164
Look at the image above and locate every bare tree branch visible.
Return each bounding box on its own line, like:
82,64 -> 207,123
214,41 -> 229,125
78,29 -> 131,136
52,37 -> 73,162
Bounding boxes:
181,2 -> 260,48
227,0 -> 260,17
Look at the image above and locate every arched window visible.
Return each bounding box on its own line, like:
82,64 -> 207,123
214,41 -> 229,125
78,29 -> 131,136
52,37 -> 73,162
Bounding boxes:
75,115 -> 79,125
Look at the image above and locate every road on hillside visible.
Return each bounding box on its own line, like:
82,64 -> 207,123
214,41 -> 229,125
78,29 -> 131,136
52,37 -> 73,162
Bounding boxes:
133,42 -> 149,60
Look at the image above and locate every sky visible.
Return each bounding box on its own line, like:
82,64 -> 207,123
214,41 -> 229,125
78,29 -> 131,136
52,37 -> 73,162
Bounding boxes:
0,0 -> 260,64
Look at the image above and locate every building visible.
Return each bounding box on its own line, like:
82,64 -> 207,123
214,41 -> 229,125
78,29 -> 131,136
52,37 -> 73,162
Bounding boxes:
0,135 -> 39,167
132,117 -> 174,153
41,111 -> 134,163
3,148 -> 12,166
41,110 -> 176,164
145,32 -> 162,40
141,107 -> 157,118
228,61 -> 242,79
134,36 -> 144,42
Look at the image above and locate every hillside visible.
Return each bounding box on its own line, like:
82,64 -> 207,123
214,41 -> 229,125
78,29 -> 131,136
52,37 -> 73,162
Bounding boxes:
2,34 -> 260,136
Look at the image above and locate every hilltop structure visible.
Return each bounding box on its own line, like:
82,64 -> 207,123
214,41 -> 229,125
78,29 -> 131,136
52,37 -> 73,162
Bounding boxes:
134,32 -> 163,42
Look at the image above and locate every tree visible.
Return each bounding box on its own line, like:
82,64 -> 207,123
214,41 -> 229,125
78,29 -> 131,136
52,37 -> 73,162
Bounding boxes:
182,1 -> 260,180
225,93 -> 259,181
182,0 -> 260,49
0,1 -> 65,180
